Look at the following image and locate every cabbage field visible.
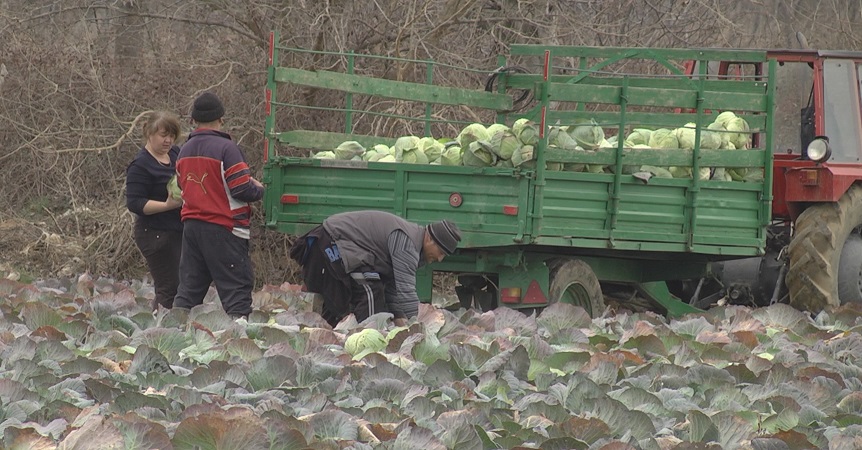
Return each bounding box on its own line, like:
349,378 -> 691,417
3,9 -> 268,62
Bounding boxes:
2,276 -> 862,449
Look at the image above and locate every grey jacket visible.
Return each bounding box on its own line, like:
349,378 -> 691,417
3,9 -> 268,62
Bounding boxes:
323,210 -> 424,277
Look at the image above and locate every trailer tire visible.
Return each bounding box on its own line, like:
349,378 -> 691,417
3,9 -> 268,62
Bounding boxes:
548,258 -> 605,317
787,184 -> 862,312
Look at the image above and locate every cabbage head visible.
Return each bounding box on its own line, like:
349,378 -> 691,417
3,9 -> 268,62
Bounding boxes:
670,166 -> 711,180
417,137 -> 444,163
626,128 -> 653,146
366,152 -> 388,162
398,147 -> 429,164
335,141 -> 366,160
648,128 -> 679,149
313,151 -> 336,159
711,168 -> 733,182
496,159 -> 514,168
344,328 -> 387,359
377,154 -> 396,163
675,123 -> 722,150
511,145 -> 534,168
462,141 -> 497,167
457,123 -> 490,149
708,122 -> 730,148
638,165 -> 674,179
489,130 -> 521,160
563,163 -> 587,172
363,144 -> 390,161
549,126 -> 578,149
715,111 -> 737,127
726,117 -> 751,149
569,119 -> 605,150
512,118 -> 540,145
486,123 -> 510,138
675,123 -> 698,149
440,145 -> 463,166
394,136 -> 420,154
394,136 -> 429,164
167,175 -> 182,201
546,162 -> 563,171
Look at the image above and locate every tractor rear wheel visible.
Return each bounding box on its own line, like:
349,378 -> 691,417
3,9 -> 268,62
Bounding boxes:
548,258 -> 605,317
787,184 -> 862,312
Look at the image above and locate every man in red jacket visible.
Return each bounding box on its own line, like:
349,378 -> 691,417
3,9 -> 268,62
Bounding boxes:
174,91 -> 264,319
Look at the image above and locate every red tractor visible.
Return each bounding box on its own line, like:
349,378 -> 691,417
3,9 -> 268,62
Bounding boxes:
686,45 -> 862,313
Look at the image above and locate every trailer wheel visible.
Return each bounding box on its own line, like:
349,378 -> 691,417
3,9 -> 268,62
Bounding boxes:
787,184 -> 862,312
548,259 -> 605,317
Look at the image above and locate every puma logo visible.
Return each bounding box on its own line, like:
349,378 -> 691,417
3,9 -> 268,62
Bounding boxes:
185,172 -> 208,194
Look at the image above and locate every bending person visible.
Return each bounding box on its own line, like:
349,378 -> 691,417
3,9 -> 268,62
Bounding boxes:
290,210 -> 461,327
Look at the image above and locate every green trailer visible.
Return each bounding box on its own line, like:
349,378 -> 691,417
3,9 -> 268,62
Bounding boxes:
262,33 -> 775,317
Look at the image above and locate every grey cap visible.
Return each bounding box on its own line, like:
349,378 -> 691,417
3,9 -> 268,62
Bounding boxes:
427,220 -> 462,255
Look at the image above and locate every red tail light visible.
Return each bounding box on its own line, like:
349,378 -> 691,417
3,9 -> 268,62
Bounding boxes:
281,194 -> 299,204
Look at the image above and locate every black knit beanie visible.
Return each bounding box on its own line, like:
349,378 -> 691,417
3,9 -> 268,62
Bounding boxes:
427,220 -> 462,255
191,91 -> 225,123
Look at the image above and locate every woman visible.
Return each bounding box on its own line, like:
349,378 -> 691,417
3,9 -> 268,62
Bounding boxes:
126,111 -> 184,310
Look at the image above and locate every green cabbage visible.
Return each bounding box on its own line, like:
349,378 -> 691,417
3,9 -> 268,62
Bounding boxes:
377,154 -> 396,163
457,123 -> 490,149
362,144 -> 390,161
394,136 -> 428,164
708,122 -> 730,148
638,165 -> 674,178
486,123 -> 510,138
648,128 -> 679,149
440,144 -> 463,166
334,141 -> 366,160
512,118 -> 540,145
568,119 -> 605,150
167,175 -> 182,201
715,111 -> 737,127
546,162 -> 563,171
626,128 -> 653,146
511,145 -> 534,168
675,123 -> 720,150
726,117 -> 751,149
669,166 -> 711,180
313,151 -> 336,159
711,168 -> 734,181
417,137 -> 444,163
548,126 -> 578,149
489,130 -> 521,160
344,328 -> 387,359
462,141 -> 497,167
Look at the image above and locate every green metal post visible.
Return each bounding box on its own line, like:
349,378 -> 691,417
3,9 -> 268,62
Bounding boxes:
761,59 -> 777,237
685,59 -> 708,251
425,62 -> 434,137
531,50 -> 552,239
264,31 -> 279,162
345,52 -> 355,134
606,76 -> 629,246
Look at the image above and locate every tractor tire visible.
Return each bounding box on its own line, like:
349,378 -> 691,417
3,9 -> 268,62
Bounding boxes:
787,184 -> 862,312
837,234 -> 862,304
548,258 -> 606,317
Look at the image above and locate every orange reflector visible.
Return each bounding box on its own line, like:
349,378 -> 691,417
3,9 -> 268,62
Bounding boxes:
500,287 -> 522,304
800,169 -> 819,186
503,205 -> 518,216
281,194 -> 299,204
